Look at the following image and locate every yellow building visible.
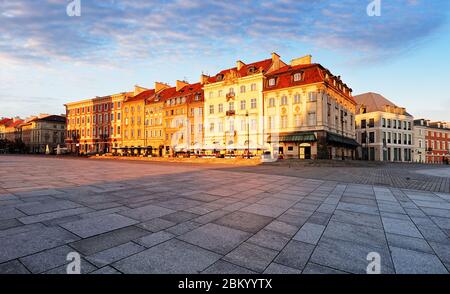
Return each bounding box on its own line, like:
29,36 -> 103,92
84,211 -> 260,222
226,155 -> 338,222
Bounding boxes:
203,53 -> 286,156
121,86 -> 152,155
144,82 -> 171,156
263,55 -> 358,159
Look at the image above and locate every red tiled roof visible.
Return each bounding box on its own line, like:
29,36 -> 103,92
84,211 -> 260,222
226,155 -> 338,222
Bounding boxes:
154,83 -> 204,104
0,118 -> 12,125
264,63 -> 355,103
126,89 -> 156,103
6,119 -> 24,128
208,58 -> 273,83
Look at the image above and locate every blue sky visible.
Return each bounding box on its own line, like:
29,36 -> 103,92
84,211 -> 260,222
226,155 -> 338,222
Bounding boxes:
1,0 -> 449,121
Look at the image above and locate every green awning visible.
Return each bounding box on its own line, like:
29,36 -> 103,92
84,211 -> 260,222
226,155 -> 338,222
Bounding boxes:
327,132 -> 359,147
267,132 -> 316,143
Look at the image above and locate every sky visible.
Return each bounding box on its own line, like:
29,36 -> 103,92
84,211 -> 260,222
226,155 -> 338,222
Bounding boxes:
0,0 -> 449,121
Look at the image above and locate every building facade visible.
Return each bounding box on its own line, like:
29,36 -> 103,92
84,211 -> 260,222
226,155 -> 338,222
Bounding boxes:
203,53 -> 286,156
263,55 -> 357,160
413,119 -> 427,163
355,93 -> 414,162
65,92 -> 131,154
20,115 -> 66,153
414,119 -> 450,164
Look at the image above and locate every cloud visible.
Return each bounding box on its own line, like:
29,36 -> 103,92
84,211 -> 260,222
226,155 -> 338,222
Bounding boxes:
0,0 -> 448,66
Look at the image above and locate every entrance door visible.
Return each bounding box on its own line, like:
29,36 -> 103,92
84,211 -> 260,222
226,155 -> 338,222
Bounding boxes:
299,147 -> 311,159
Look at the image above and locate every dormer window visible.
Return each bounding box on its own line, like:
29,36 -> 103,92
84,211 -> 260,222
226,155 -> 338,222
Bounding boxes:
268,78 -> 276,87
293,72 -> 303,82
248,66 -> 256,74
216,74 -> 224,82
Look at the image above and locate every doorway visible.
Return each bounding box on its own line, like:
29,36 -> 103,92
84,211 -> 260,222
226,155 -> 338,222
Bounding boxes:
299,144 -> 311,159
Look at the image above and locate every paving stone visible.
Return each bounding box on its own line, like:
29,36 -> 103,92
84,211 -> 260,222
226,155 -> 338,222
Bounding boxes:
336,202 -> 379,215
0,223 -> 46,238
18,207 -> 93,224
263,263 -> 302,274
429,242 -> 450,270
202,260 -> 256,274
165,221 -> 202,235
264,220 -> 299,236
240,203 -> 286,218
431,216 -> 450,230
381,217 -> 423,238
43,259 -> 97,274
293,223 -> 325,245
247,229 -> 290,251
17,200 -> 82,215
19,245 -> 77,273
386,233 -> 434,254
0,219 -> 22,231
274,240 -> 315,270
90,266 -> 122,274
331,209 -> 383,229
214,211 -> 273,233
119,204 -> 175,222
113,239 -> 221,274
390,247 -> 448,274
135,231 -> 175,248
136,218 -> 175,232
161,211 -> 200,223
157,198 -> 205,210
0,207 -> 26,220
277,213 -> 308,227
179,223 -> 250,254
61,214 -> 139,238
323,221 -> 387,248
0,260 -> 30,274
0,227 -> 79,263
193,210 -> 230,224
224,242 -> 278,273
310,237 -> 394,274
86,242 -> 145,267
69,226 -> 150,255
302,262 -> 348,274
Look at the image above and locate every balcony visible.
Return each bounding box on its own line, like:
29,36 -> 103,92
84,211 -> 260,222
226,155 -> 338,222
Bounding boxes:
226,110 -> 236,116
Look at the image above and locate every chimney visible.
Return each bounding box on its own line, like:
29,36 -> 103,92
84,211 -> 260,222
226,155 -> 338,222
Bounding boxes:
236,60 -> 245,71
176,80 -> 189,91
134,85 -> 148,96
291,55 -> 312,66
200,74 -> 210,85
155,82 -> 170,93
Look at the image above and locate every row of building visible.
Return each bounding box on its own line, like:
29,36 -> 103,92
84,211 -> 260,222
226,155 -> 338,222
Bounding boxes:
0,115 -> 66,154
2,53 -> 449,163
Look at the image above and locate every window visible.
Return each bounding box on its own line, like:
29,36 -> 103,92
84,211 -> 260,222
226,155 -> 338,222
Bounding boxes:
228,102 -> 234,111
209,123 -> 215,132
387,119 -> 391,128
240,85 -> 246,93
294,114 -> 301,127
218,90 -> 223,97
268,116 -> 275,130
294,94 -> 301,104
269,98 -> 275,107
251,83 -> 257,91
240,100 -> 246,110
218,104 -> 223,113
361,119 -> 367,129
209,105 -> 214,114
281,115 -> 288,128
111,114 -> 114,121
369,118 -> 374,128
117,113 -> 121,120
308,92 -> 317,102
251,119 -> 257,130
209,92 -> 214,99
268,78 -> 276,87
250,98 -> 257,109
369,132 -> 375,143
229,88 -> 235,94
280,96 -> 288,106
293,72 -> 302,82
240,119 -> 246,131
419,139 -> 423,148
382,118 -> 386,127
308,112 -> 316,126
218,121 -> 223,132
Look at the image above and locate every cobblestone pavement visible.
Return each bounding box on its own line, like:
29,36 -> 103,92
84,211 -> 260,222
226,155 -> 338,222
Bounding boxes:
0,155 -> 449,274
235,163 -> 450,193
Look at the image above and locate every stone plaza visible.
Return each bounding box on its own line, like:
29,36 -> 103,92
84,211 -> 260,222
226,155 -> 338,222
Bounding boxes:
0,155 -> 449,274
